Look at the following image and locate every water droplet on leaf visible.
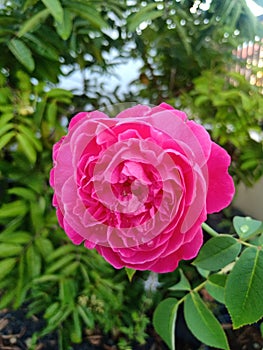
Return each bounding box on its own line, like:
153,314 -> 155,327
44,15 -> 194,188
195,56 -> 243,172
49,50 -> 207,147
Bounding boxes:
240,225 -> 249,233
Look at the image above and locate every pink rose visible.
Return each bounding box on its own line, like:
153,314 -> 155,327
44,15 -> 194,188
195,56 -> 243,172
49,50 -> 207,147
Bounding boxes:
50,103 -> 234,273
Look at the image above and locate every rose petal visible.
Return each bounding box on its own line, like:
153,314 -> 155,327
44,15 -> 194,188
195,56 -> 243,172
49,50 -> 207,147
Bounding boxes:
206,142 -> 235,213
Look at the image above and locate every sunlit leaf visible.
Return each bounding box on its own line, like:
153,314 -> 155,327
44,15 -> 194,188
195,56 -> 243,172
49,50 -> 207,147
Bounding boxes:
0,200 -> 28,218
41,0 -> 63,23
125,267 -> 136,281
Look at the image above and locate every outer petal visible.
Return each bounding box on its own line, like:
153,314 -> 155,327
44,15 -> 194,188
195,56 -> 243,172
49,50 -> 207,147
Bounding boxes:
206,142 -> 235,213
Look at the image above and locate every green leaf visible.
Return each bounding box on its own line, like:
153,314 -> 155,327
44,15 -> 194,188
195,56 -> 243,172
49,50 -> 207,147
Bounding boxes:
17,9 -> 50,37
233,216 -> 263,241
225,247 -> 263,328
24,33 -> 60,61
44,301 -> 60,319
0,113 -> 13,129
26,244 -> 42,279
61,261 -> 79,276
8,187 -> 36,201
0,243 -> 23,258
0,258 -> 16,280
18,124 -> 42,152
46,254 -> 76,274
127,4 -> 161,32
0,123 -> 14,138
64,1 -> 109,29
125,267 -> 136,282
193,235 -> 241,271
35,237 -> 54,260
17,132 -> 37,163
71,308 -> 82,343
0,289 -> 16,308
56,9 -> 72,40
46,101 -> 58,125
77,305 -> 94,328
169,269 -> 191,291
45,87 -> 73,99
0,200 -> 28,218
153,298 -> 178,350
59,278 -> 76,305
8,38 -> 35,72
0,231 -> 31,244
206,274 -> 227,304
41,0 -> 63,23
32,275 -> 60,283
14,254 -> 28,308
0,131 -> 16,149
30,201 -> 44,232
46,244 -> 76,262
184,292 -> 229,349
45,306 -> 72,331
196,266 -> 210,278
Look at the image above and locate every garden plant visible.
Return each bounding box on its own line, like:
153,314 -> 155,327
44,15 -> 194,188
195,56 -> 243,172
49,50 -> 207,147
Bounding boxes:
0,1 -> 263,350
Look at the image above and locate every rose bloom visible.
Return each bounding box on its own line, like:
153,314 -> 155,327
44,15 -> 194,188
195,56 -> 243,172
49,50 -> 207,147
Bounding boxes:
50,103 -> 235,273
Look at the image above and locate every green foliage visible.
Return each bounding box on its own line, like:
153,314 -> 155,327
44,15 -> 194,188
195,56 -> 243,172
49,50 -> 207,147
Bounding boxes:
1,1 -> 263,349
182,70 -> 263,185
184,292 -> 229,349
153,298 -> 178,350
153,217 -> 263,349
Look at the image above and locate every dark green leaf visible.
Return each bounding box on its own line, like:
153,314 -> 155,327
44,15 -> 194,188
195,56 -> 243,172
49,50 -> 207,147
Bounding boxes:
24,33 -> 60,61
184,292 -> 229,349
46,254 -> 76,273
225,247 -> 263,328
206,274 -> 227,304
193,235 -> 241,271
26,244 -> 42,279
153,298 -> 178,350
17,9 -> 50,37
46,244 -> 76,262
8,38 -> 35,72
64,2 -> 109,29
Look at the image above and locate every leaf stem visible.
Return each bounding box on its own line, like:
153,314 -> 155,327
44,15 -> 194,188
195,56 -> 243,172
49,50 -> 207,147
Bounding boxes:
202,222 -> 219,237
